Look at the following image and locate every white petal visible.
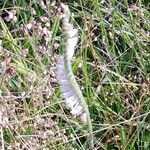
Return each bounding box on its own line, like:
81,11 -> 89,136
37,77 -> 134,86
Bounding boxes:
71,105 -> 83,115
65,37 -> 78,60
60,84 -> 72,93
63,90 -> 75,98
65,95 -> 76,107
68,99 -> 79,109
56,72 -> 67,81
80,113 -> 88,123
65,95 -> 76,102
63,23 -> 73,31
64,29 -> 78,38
56,68 -> 66,77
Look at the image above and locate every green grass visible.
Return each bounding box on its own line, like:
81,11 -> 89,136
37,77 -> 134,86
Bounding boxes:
0,0 -> 150,149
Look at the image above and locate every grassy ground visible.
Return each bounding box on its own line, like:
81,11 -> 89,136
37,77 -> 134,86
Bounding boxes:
0,0 -> 150,149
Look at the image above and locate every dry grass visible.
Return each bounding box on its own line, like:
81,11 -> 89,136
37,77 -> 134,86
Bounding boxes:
0,0 -> 150,149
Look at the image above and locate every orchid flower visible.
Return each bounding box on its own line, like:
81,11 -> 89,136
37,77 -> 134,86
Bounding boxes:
55,3 -> 93,148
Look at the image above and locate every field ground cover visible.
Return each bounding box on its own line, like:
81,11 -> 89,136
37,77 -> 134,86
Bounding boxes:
0,0 -> 150,149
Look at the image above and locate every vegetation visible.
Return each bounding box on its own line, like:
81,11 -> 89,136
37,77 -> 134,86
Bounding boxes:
0,0 -> 149,149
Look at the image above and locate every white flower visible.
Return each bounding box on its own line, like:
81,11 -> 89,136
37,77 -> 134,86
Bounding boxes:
64,28 -> 78,38
56,56 -> 84,116
65,36 -> 78,60
55,3 -> 85,117
56,3 -> 93,147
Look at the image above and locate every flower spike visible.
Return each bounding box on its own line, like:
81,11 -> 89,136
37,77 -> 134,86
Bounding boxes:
56,3 -> 93,149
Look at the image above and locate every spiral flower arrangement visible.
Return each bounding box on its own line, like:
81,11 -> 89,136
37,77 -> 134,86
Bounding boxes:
55,3 -> 93,149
